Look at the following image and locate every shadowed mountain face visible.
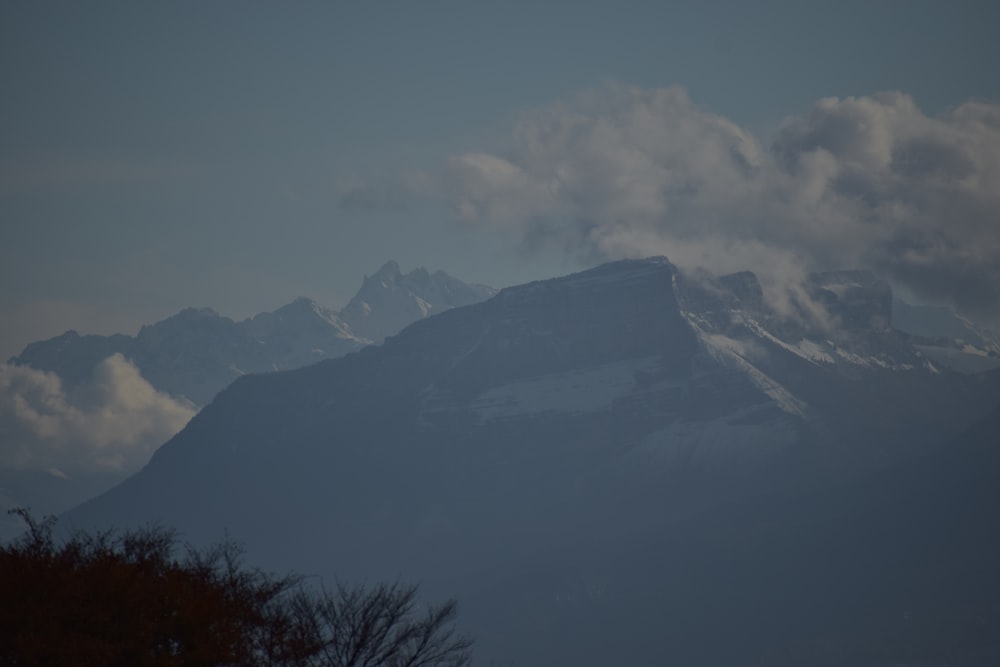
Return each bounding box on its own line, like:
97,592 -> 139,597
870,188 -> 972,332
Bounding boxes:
66,257 -> 1000,666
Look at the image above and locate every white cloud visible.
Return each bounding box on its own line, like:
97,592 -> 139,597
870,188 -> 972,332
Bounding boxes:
0,355 -> 195,475
437,83 -> 1000,326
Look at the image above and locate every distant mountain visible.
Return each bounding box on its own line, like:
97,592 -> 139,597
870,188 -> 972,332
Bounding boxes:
66,257 -> 1000,666
10,263 -> 494,407
9,301 -> 361,408
2,262 -> 495,540
339,260 -> 497,342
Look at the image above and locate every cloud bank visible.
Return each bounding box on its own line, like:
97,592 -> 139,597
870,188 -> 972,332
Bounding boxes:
0,354 -> 195,475
439,84 -> 1000,325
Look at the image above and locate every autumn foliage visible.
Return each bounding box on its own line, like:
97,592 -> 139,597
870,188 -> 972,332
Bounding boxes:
0,509 -> 471,667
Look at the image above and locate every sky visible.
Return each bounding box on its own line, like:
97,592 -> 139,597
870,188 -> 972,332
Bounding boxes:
3,0 -> 1000,361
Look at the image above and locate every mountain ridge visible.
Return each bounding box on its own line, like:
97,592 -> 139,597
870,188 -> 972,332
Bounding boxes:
9,262 -> 496,406
68,255 -> 1000,555
339,260 -> 497,343
62,256 -> 1000,664
1,263 -> 497,539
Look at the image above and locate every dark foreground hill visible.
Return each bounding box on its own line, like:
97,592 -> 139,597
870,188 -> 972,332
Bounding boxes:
66,257 -> 1000,666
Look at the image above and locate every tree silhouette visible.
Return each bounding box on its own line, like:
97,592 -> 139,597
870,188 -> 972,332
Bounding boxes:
288,582 -> 472,667
0,509 -> 471,667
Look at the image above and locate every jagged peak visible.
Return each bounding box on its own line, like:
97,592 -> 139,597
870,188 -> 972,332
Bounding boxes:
174,306 -> 224,319
372,260 -> 402,279
274,296 -> 324,315
265,298 -> 331,324
407,266 -> 431,281
340,261 -> 499,342
139,307 -> 228,332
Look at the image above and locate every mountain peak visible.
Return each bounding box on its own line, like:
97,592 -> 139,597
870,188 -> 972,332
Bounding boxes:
274,297 -> 323,318
136,307 -> 232,340
341,261 -> 497,342
372,260 -> 402,280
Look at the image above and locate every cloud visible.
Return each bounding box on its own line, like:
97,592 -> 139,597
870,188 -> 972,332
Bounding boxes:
0,355 -> 195,475
438,84 -> 1000,325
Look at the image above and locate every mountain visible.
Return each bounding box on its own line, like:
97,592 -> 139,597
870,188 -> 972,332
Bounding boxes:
65,257 -> 1000,665
892,298 -> 1000,374
2,263 -> 495,540
9,301 -> 363,407
339,260 -> 497,342
9,262 -> 496,407
557,393 -> 1000,665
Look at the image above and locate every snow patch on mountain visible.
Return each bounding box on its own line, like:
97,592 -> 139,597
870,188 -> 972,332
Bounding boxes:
467,356 -> 664,421
692,326 -> 809,418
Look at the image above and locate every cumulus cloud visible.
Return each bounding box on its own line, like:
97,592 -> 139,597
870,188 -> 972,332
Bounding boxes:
0,355 -> 195,475
438,84 -> 1000,325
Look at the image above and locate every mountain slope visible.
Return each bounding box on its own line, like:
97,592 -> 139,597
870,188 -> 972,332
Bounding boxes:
3,263 -> 495,540
461,392 -> 1000,666
65,257 -> 1000,666
893,298 -> 1000,374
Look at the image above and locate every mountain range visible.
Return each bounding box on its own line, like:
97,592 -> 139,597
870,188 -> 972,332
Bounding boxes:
0,262 -> 495,537
64,257 -> 1000,665
9,261 -> 496,407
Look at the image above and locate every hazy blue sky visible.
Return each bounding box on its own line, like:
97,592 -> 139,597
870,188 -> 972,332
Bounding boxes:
3,1 -> 999,358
